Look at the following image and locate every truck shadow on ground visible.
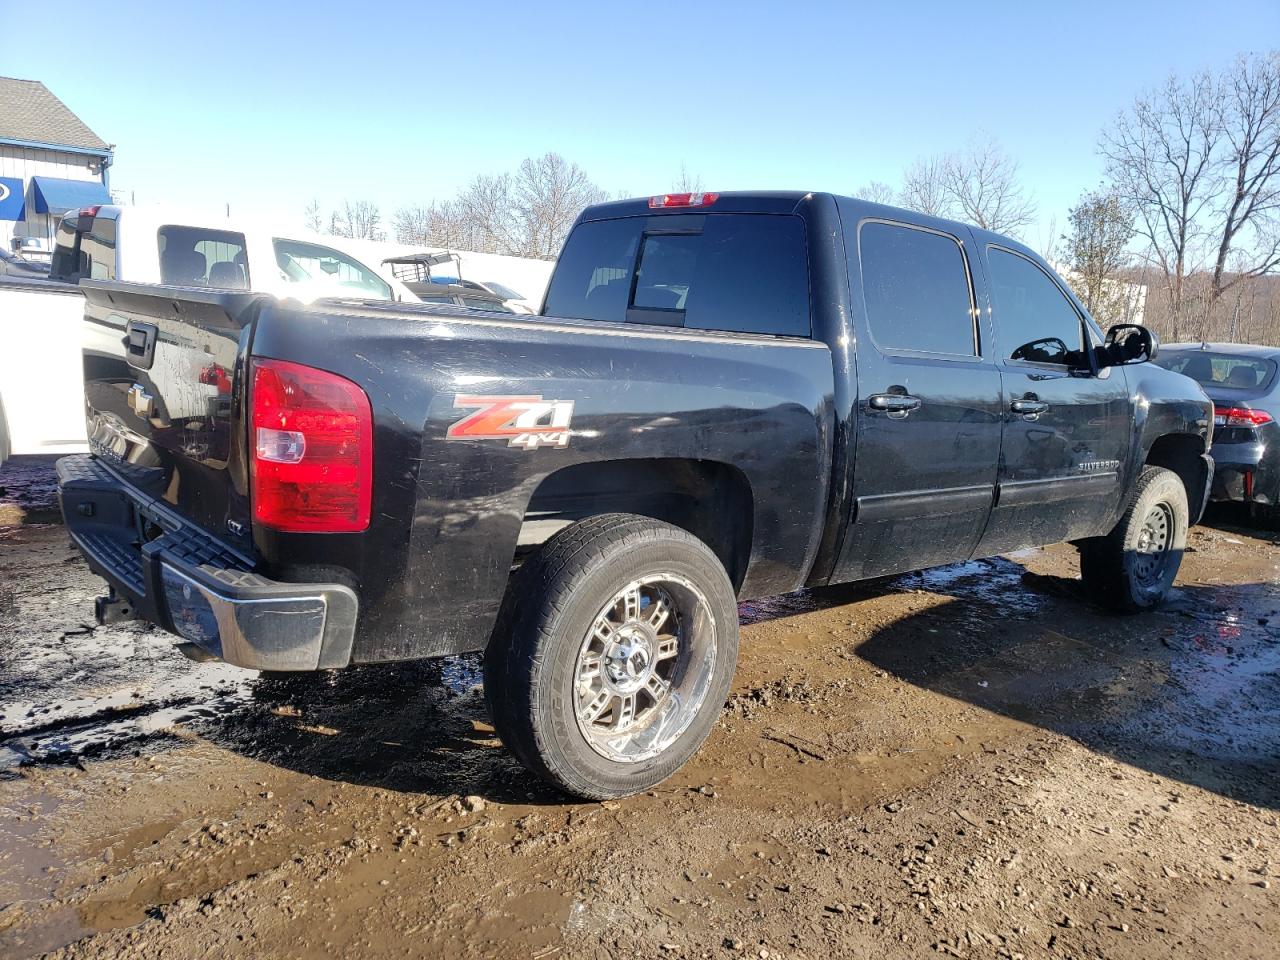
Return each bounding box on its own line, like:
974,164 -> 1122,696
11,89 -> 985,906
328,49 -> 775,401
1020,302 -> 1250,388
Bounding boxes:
853,559 -> 1280,811
203,546 -> 1279,811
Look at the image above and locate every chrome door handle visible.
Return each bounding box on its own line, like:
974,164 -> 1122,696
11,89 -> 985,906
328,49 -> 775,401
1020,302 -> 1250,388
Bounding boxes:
869,393 -> 922,419
1011,398 -> 1049,420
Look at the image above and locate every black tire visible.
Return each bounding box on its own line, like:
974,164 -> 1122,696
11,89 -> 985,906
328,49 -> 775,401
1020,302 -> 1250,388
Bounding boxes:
484,514 -> 739,800
1078,465 -> 1188,613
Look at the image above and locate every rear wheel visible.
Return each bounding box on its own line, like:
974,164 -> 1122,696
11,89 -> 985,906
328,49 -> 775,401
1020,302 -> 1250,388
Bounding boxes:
1078,466 -> 1188,613
484,514 -> 739,799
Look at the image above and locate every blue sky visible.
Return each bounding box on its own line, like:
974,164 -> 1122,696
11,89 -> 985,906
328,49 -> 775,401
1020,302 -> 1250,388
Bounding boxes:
7,0 -> 1277,248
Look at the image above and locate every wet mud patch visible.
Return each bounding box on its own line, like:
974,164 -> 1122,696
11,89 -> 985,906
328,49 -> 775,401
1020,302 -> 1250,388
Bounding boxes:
0,478 -> 1276,957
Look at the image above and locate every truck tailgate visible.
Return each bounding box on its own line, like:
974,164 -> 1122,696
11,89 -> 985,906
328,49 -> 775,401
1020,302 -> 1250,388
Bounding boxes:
81,281 -> 261,546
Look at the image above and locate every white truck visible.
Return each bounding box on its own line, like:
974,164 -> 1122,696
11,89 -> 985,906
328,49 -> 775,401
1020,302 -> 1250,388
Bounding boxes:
0,205 -> 419,466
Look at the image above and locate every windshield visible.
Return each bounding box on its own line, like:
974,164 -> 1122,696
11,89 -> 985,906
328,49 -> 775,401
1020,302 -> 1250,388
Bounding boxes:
1156,351 -> 1278,392
273,238 -> 393,300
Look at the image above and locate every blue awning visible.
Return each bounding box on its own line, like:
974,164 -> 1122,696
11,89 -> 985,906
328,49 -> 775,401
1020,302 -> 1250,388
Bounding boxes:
31,176 -> 110,215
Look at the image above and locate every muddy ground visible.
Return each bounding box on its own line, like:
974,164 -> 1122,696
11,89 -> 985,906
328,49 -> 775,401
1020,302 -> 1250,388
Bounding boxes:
0,456 -> 1277,959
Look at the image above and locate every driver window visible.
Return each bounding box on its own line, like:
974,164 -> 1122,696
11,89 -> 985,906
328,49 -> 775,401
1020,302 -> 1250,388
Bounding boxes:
988,247 -> 1084,366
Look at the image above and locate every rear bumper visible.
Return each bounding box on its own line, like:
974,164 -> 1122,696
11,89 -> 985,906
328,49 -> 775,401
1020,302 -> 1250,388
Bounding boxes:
56,455 -> 356,671
1209,440 -> 1278,506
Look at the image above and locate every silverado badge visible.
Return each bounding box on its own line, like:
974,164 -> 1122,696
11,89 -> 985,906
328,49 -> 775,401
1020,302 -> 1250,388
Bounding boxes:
446,395 -> 575,449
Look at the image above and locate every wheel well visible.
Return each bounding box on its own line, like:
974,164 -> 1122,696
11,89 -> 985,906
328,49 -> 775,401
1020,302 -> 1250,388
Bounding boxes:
1145,433 -> 1208,514
519,458 -> 754,590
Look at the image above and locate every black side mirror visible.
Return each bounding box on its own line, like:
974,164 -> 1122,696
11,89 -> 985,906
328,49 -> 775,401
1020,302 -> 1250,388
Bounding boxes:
1099,324 -> 1158,367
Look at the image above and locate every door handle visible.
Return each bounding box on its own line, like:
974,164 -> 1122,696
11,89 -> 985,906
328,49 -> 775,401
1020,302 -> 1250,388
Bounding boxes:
869,393 -> 922,419
1011,398 -> 1049,420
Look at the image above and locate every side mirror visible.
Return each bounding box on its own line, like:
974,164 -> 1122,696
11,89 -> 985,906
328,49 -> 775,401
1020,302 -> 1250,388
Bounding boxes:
1099,324 -> 1158,367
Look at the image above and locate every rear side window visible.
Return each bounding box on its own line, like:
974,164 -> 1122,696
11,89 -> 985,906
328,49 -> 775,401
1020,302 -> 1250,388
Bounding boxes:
158,225 -> 250,288
273,238 -> 392,300
544,214 -> 811,337
858,221 -> 976,357
50,214 -> 117,282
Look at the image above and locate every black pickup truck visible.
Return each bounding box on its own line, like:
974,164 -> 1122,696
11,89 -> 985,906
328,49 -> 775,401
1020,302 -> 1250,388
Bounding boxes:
58,191 -> 1213,798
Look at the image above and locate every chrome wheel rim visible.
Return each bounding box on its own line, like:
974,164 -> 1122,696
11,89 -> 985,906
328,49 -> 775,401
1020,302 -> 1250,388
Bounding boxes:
1133,502 -> 1173,587
574,574 -> 717,763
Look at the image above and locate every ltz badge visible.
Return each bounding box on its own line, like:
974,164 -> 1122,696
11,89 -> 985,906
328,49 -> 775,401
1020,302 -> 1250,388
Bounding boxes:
446,395 -> 575,449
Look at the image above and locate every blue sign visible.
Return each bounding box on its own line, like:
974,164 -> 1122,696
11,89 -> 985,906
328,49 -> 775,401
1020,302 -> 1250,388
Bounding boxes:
0,177 -> 25,221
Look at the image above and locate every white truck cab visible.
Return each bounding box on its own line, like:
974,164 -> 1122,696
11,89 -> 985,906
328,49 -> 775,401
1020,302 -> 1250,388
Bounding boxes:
0,205 -> 418,466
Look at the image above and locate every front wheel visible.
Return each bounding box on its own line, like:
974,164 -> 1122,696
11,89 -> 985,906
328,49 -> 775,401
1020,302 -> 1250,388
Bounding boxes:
485,514 -> 739,800
1078,465 -> 1189,613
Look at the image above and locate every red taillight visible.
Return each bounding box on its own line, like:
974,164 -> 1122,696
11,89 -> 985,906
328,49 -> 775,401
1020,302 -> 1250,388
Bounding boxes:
1215,405 -> 1273,427
648,192 -> 720,209
78,205 -> 101,217
250,358 -> 373,533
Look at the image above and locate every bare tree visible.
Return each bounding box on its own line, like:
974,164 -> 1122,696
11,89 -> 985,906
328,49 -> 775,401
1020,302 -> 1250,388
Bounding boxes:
394,200 -> 486,250
941,137 -> 1037,236
853,180 -> 897,205
900,156 -> 950,218
512,153 -> 609,259
304,199 -> 322,234
1210,52 -> 1280,299
328,200 -> 385,241
457,172 -> 519,254
674,163 -> 704,193
1062,187 -> 1135,325
1101,70 -> 1222,340
393,154 -> 608,259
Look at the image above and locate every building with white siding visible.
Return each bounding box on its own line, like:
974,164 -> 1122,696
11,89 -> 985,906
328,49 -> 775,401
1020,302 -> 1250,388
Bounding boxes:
0,77 -> 112,257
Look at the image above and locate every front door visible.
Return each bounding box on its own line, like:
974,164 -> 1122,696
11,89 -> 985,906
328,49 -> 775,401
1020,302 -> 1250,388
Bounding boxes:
973,245 -> 1132,556
834,217 -> 1003,582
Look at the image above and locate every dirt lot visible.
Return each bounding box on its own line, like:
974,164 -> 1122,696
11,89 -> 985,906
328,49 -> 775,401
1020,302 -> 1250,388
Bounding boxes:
0,457 -> 1277,959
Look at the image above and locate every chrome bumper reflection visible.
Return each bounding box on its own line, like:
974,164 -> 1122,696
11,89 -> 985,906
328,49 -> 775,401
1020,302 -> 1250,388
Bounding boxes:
160,563 -> 356,672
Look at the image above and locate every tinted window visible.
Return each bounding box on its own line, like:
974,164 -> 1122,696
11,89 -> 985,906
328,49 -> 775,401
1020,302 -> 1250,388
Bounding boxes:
50,214 -> 117,282
988,248 -> 1084,365
859,222 -> 975,356
158,225 -> 249,287
1157,352 -> 1277,391
543,214 -> 810,337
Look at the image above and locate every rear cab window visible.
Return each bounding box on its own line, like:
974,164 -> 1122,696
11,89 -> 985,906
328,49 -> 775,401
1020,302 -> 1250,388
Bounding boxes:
158,225 -> 250,288
543,213 -> 810,337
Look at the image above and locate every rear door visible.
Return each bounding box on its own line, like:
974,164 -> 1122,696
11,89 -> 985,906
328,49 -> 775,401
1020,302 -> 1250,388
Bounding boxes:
972,245 -> 1131,555
834,215 -> 1003,581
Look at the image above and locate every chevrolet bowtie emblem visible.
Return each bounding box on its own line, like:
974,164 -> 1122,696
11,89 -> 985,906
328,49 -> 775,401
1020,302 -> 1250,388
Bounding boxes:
127,383 -> 154,419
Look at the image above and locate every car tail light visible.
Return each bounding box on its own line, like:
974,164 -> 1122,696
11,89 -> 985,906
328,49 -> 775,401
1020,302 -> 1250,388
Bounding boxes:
78,205 -> 101,218
250,358 -> 373,533
1215,406 -> 1274,427
648,192 -> 719,209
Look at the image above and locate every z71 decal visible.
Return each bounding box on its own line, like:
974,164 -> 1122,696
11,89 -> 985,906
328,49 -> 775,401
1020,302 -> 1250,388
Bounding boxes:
446,395 -> 575,449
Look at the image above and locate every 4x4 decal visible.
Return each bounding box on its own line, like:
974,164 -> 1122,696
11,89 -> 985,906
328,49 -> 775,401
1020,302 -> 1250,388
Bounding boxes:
446,395 -> 575,449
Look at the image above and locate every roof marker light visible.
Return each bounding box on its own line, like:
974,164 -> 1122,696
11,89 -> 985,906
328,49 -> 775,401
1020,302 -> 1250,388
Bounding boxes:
648,192 -> 720,209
